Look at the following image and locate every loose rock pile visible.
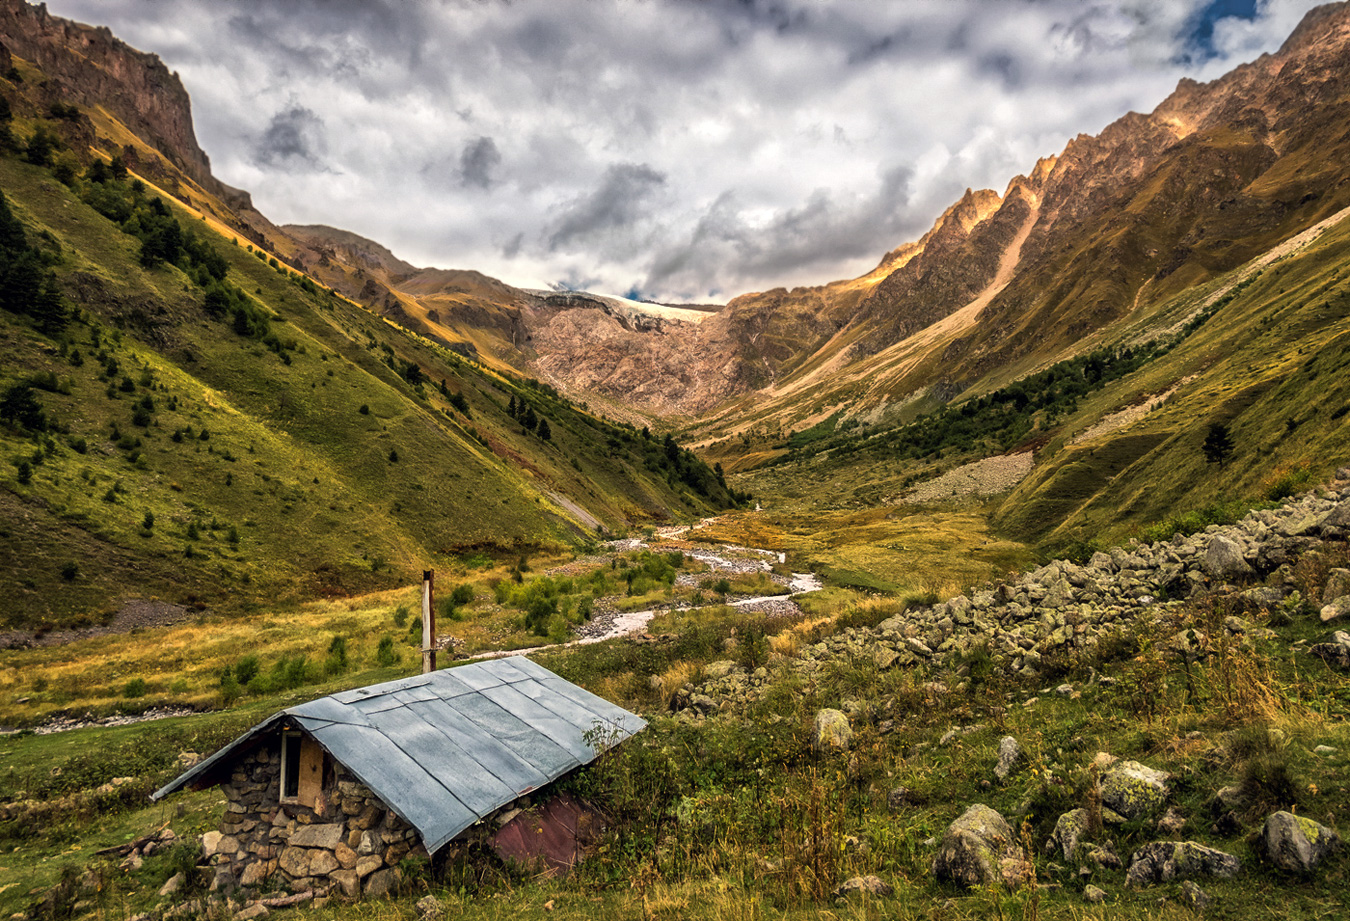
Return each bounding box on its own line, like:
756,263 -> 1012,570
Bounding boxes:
676,476 -> 1350,713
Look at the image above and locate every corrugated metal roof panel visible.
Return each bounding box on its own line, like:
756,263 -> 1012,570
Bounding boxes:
151,658 -> 645,854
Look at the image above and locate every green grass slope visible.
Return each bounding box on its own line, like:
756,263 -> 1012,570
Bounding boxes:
0,142 -> 737,631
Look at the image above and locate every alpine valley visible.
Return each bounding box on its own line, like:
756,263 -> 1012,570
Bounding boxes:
2,1 -> 1350,920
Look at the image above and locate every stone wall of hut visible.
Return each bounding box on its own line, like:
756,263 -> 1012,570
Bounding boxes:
203,743 -> 424,899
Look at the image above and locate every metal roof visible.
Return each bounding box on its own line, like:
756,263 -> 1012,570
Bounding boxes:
153,657 -> 646,854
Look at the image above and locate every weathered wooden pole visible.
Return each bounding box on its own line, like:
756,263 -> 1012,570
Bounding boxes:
422,569 -> 436,674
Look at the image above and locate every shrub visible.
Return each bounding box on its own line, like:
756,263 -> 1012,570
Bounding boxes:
326,636 -> 349,674
60,561 -> 78,581
234,654 -> 259,687
377,635 -> 398,667
123,677 -> 148,698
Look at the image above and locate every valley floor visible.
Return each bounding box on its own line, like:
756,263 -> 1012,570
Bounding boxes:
3,477 -> 1350,921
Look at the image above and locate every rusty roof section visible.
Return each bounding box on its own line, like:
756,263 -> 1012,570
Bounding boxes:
152,657 -> 646,854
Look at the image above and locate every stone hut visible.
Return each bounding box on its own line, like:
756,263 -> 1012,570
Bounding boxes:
153,657 -> 645,897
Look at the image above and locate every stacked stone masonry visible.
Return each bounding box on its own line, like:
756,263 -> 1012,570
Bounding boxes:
208,744 -> 419,899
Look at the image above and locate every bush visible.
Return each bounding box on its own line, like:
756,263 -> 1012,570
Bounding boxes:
234,654 -> 259,687
123,677 -> 148,698
325,635 -> 349,674
377,635 -> 398,667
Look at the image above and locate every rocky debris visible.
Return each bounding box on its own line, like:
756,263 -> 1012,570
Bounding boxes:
994,736 -> 1023,780
900,451 -> 1035,504
416,895 -> 445,920
813,709 -> 853,752
672,485 -> 1350,716
932,804 -> 1018,887
1125,841 -> 1240,887
1180,879 -> 1212,910
1157,806 -> 1188,837
1310,631 -> 1350,670
158,872 -> 185,898
30,707 -> 198,736
887,786 -> 917,813
1100,761 -> 1170,819
1084,884 -> 1106,903
1262,811 -> 1341,873
833,875 -> 893,898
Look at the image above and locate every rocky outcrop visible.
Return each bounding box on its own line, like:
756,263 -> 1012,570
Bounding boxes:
0,0 -> 224,195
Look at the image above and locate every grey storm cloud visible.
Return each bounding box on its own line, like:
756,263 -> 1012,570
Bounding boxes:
545,163 -> 667,253
459,137 -> 502,189
42,0 -> 1330,302
253,104 -> 328,171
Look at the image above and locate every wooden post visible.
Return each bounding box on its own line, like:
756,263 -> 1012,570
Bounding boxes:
422,569 -> 436,674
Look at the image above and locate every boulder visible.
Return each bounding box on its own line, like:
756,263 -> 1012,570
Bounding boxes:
1084,884 -> 1106,903
813,709 -> 853,752
1045,808 -> 1089,861
1203,536 -> 1252,582
158,872 -> 184,898
932,804 -> 1018,887
833,875 -> 893,898
1125,841 -> 1239,887
415,895 -> 445,920
1262,811 -> 1340,873
1323,570 -> 1350,605
1101,761 -> 1170,819
1321,601 -> 1347,623
1310,631 -> 1350,670
994,736 -> 1023,781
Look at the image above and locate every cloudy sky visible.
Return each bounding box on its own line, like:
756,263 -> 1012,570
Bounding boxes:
46,0 -> 1325,302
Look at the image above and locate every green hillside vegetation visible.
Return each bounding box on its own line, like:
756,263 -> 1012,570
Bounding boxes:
0,111 -> 738,631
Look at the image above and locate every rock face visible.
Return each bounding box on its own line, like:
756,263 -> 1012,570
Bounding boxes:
0,0 -> 223,195
933,804 -> 1018,887
812,709 -> 853,752
1262,811 -> 1341,873
1125,841 -> 1240,887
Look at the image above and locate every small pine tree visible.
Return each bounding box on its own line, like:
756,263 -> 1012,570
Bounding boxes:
1202,423 -> 1235,467
508,394 -> 517,418
537,417 -> 551,441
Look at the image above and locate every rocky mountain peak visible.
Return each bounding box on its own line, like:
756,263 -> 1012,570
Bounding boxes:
0,0 -> 221,195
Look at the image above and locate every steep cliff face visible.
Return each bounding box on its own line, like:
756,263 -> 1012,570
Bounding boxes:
0,0 -> 223,196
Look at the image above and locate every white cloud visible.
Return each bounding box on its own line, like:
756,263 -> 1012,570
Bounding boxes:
44,0 -> 1327,301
